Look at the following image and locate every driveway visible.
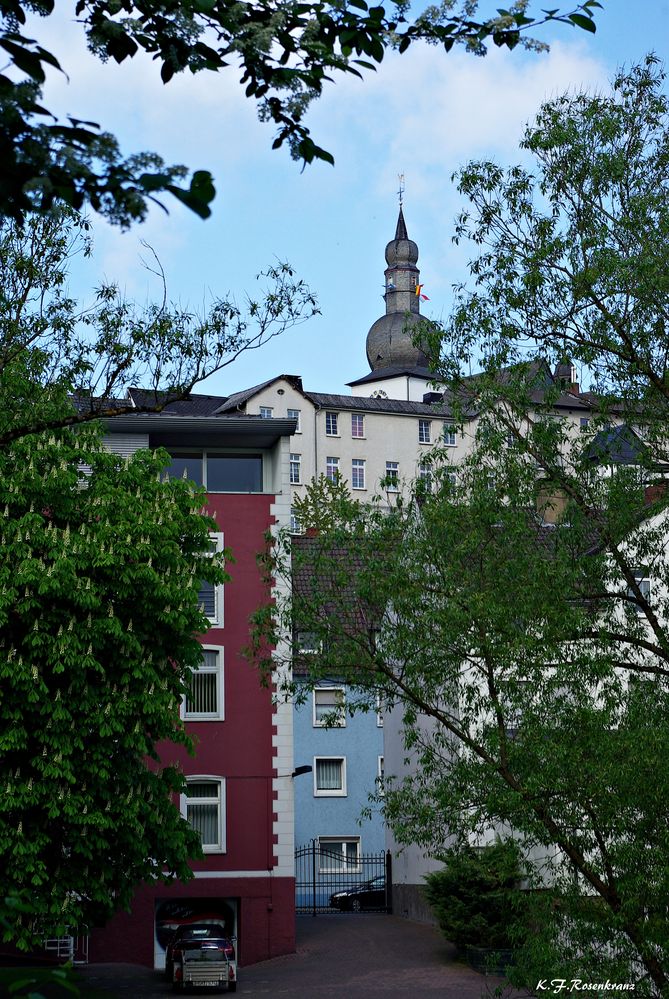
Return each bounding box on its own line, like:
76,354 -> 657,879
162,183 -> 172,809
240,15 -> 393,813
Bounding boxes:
78,914 -> 532,998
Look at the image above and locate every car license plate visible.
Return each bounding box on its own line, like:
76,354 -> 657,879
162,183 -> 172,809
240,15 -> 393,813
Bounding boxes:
200,981 -> 218,987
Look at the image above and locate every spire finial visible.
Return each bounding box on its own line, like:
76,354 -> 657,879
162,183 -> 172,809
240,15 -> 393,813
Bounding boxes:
397,172 -> 405,208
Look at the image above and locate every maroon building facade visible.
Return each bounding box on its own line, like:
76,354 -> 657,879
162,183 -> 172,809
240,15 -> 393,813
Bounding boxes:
89,409 -> 296,968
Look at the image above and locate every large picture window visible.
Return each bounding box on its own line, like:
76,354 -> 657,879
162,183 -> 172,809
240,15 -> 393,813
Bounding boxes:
183,778 -> 225,852
165,452 -> 263,492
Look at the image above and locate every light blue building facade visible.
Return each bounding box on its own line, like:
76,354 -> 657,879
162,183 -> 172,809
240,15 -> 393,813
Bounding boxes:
293,680 -> 385,866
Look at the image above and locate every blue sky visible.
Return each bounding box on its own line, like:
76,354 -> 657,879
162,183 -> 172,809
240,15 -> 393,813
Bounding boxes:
38,1 -> 669,396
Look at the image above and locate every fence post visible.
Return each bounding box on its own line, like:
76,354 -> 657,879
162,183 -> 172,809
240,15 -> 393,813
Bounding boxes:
311,839 -> 317,918
385,850 -> 393,914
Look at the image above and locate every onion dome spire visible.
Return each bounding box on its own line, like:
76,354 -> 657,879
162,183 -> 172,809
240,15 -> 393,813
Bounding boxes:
365,202 -> 429,371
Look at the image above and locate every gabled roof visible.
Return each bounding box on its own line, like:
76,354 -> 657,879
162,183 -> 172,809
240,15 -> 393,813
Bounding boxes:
214,375 -> 304,413
127,388 -> 228,416
346,364 -> 434,387
586,424 -> 655,467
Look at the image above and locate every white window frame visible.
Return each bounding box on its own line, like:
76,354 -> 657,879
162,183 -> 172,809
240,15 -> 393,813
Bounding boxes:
376,692 -> 384,727
317,836 -> 361,874
377,755 -> 385,796
290,453 -> 301,485
182,776 -> 226,853
183,645 -> 224,721
290,507 -> 302,533
296,631 -> 321,654
325,412 -> 339,436
351,413 -> 365,439
197,532 -> 224,626
259,406 -> 273,418
313,756 -> 347,797
313,687 -> 346,727
287,408 -> 302,433
443,423 -> 457,447
326,456 -> 340,482
385,461 -> 399,492
418,419 -> 431,444
351,458 -> 366,490
418,461 -> 432,491
628,569 -> 651,614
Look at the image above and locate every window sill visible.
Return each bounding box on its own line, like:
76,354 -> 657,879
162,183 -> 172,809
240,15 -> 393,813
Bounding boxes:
352,486 -> 367,491
314,791 -> 347,797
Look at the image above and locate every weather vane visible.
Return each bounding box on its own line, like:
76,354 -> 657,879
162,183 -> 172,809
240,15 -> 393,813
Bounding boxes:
397,172 -> 405,208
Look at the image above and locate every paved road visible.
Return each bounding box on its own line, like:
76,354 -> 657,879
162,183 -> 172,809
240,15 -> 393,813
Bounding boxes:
78,914 -> 532,998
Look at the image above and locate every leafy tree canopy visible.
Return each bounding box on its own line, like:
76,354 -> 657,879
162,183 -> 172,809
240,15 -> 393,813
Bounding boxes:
252,59 -> 669,996
0,0 -> 601,225
0,206 -> 318,444
0,421 -> 225,949
0,206 -> 312,950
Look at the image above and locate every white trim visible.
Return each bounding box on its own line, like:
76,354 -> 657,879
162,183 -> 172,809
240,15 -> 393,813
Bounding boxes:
181,775 -> 226,853
312,687 -> 346,727
313,756 -> 347,797
198,533 -> 224,626
182,644 -> 224,722
317,835 -> 361,874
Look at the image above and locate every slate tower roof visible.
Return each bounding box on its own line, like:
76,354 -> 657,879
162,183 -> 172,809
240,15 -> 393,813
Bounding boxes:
365,207 -> 431,371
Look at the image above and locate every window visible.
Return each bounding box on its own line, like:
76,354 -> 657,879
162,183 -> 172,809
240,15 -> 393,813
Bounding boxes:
627,569 -> 651,614
166,452 -> 265,493
183,778 -> 225,852
351,414 -> 365,438
377,756 -> 385,796
313,687 -> 345,727
197,533 -> 224,626
206,455 -> 263,492
290,453 -> 301,484
351,458 -> 366,490
318,837 -> 360,873
580,417 -> 590,430
290,507 -> 302,533
163,452 -> 203,486
418,419 -> 431,444
325,412 -> 339,436
418,461 -> 432,491
259,406 -> 273,418
184,647 -> 223,720
376,693 -> 384,727
314,757 -> 346,796
287,408 -> 301,432
385,461 -> 399,492
296,631 -> 320,654
326,456 -> 340,482
443,424 -> 457,447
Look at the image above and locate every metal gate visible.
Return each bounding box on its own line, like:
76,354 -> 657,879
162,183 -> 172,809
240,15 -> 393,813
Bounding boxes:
295,841 -> 392,915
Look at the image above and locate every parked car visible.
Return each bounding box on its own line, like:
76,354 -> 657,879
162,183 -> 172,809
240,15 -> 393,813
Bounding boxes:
329,875 -> 386,912
165,923 -> 237,992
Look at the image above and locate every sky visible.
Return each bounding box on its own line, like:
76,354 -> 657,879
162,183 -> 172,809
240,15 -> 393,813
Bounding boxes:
34,1 -> 669,396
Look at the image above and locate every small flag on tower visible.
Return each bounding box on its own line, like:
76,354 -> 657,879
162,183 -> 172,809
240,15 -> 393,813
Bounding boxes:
414,283 -> 429,301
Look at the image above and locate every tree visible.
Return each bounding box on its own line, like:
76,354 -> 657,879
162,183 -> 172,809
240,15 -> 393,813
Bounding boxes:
0,206 -> 314,950
252,60 -> 669,996
0,1 -> 601,225
0,206 -> 318,445
0,418 -> 225,949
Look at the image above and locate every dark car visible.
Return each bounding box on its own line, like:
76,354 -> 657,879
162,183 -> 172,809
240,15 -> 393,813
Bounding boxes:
329,875 -> 386,912
165,923 -> 236,984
